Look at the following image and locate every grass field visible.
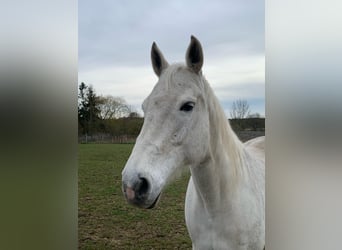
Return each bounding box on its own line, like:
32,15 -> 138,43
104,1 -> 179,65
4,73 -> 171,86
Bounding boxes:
79,144 -> 192,249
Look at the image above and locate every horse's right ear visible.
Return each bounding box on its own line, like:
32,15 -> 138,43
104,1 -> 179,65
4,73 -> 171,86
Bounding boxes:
151,42 -> 169,77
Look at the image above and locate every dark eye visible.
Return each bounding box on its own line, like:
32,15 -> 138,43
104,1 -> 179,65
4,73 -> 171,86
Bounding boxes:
180,102 -> 195,112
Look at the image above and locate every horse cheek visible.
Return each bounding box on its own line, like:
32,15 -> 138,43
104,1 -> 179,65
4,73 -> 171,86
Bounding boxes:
186,127 -> 209,164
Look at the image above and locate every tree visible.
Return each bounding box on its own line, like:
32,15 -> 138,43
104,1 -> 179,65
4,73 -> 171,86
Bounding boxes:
230,99 -> 251,119
98,95 -> 130,119
86,85 -> 101,134
78,82 -> 102,135
78,82 -> 88,135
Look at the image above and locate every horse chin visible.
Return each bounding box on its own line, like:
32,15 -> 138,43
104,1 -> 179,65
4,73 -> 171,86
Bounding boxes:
146,193 -> 161,209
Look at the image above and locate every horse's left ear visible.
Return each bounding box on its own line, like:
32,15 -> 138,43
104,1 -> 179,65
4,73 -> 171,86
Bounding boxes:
186,35 -> 203,74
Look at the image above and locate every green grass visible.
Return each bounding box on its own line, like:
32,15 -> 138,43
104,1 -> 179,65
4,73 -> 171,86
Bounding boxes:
79,144 -> 192,249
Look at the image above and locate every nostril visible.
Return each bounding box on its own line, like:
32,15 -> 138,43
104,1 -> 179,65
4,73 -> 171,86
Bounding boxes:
137,177 -> 149,196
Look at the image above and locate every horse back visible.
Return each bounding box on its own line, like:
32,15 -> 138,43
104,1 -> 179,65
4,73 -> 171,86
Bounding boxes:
244,136 -> 265,162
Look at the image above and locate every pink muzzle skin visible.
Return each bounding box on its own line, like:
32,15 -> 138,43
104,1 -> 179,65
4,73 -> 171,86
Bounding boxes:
125,187 -> 135,201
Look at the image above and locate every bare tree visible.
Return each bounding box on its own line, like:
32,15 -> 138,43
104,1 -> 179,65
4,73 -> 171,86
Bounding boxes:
98,95 -> 130,119
230,99 -> 251,119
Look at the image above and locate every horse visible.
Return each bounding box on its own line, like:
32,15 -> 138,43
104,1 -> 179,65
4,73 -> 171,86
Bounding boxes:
122,35 -> 265,250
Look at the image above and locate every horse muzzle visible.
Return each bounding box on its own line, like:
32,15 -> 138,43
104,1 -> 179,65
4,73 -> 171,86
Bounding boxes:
122,175 -> 161,209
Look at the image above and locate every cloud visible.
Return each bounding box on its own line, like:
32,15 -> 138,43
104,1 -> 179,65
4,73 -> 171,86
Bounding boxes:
79,0 -> 265,116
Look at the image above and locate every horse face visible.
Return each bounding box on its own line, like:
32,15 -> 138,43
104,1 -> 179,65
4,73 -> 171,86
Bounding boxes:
122,36 -> 209,208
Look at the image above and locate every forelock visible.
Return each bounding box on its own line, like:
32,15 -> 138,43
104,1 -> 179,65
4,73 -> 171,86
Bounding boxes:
160,63 -> 205,92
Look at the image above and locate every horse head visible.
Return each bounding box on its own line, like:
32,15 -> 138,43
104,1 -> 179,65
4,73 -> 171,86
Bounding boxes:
122,36 -> 211,208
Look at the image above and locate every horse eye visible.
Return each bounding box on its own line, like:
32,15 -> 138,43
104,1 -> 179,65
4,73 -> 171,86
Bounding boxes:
180,102 -> 195,112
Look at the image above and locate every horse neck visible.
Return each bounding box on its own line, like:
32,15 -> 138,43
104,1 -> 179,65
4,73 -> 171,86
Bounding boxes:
189,79 -> 246,212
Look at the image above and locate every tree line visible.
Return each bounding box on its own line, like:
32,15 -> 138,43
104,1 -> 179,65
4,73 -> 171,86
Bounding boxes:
78,82 -> 141,137
78,83 -> 264,138
229,99 -> 264,131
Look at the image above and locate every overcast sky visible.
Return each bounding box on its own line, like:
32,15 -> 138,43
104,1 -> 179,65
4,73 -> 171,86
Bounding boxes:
79,0 -> 264,117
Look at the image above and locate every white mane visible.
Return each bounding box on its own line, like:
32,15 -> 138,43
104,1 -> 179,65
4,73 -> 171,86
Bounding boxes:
202,75 -> 246,186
